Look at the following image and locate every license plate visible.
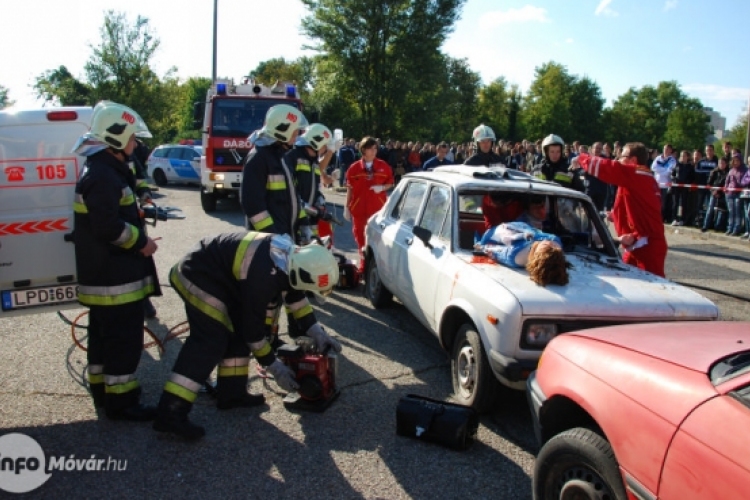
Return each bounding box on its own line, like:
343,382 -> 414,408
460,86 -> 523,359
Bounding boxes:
1,284 -> 79,311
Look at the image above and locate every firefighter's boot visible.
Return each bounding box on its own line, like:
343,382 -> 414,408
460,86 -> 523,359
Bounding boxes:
216,375 -> 265,410
153,392 -> 205,441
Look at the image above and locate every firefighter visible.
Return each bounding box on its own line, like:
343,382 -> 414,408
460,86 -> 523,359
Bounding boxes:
286,123 -> 335,244
343,136 -> 394,274
240,104 -> 308,235
530,134 -> 576,189
152,233 -> 342,440
71,101 -> 160,421
464,124 -> 505,167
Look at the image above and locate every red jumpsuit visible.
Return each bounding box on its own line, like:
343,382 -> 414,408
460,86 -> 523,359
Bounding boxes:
578,154 -> 667,277
346,157 -> 394,271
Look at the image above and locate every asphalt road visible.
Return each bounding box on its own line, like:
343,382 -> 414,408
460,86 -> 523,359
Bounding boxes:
0,184 -> 748,498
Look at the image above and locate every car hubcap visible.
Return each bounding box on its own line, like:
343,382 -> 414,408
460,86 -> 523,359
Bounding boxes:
456,344 -> 476,397
555,466 -> 613,500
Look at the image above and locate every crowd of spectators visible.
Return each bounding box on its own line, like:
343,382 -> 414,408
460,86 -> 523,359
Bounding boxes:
331,135 -> 749,239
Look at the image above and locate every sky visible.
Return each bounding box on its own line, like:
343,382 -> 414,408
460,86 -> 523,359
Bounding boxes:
1,0 -> 749,130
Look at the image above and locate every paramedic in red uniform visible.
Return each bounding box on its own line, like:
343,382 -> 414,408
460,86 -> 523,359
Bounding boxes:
573,142 -> 667,277
344,136 -> 394,273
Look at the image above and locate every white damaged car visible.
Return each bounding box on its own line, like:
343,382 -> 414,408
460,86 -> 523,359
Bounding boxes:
364,165 -> 718,412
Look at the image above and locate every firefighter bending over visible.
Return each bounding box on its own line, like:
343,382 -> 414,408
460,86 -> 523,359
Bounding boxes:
153,233 -> 341,440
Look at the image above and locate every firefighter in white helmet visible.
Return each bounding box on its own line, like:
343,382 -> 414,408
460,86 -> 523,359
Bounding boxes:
153,233 -> 341,440
464,124 -> 505,167
72,101 -> 160,421
287,123 -> 336,244
531,134 -> 575,188
241,104 -> 308,235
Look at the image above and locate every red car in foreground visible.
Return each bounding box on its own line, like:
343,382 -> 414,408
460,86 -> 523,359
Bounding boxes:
527,322 -> 750,500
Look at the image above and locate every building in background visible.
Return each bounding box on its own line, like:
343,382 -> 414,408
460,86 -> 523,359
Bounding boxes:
704,106 -> 727,143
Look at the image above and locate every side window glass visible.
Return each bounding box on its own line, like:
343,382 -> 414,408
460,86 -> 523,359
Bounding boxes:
391,181 -> 427,227
420,186 -> 451,239
167,148 -> 184,159
153,148 -> 168,158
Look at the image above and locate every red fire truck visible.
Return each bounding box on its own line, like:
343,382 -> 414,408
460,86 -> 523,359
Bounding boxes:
194,79 -> 303,212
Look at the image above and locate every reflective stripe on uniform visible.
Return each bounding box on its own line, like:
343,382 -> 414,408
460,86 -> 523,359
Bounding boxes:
104,374 -> 140,395
170,373 -> 203,393
286,297 -> 312,319
232,232 -> 266,280
88,373 -> 104,384
250,211 -> 273,230
169,265 -> 234,332
266,174 -> 286,191
295,160 -> 312,173
111,223 -> 140,249
73,194 -> 88,214
553,172 -> 573,184
218,365 -> 249,377
251,342 -> 272,359
120,187 -> 136,206
78,276 -> 155,306
164,381 -> 198,403
220,357 -> 250,367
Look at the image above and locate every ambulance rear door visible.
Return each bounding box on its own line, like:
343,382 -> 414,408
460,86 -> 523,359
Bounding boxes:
0,107 -> 92,318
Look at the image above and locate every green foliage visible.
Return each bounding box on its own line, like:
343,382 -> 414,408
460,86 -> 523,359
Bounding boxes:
249,57 -> 315,101
725,114 -> 748,156
300,0 -> 467,139
607,81 -> 709,150
0,84 -> 14,109
34,66 -> 92,105
521,62 -> 604,145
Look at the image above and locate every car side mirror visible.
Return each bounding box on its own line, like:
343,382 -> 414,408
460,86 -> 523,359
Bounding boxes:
413,225 -> 433,249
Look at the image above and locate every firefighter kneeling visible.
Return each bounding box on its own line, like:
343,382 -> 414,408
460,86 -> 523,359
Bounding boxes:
153,232 -> 341,440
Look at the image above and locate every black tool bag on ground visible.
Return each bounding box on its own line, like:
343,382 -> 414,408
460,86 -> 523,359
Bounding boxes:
396,394 -> 479,450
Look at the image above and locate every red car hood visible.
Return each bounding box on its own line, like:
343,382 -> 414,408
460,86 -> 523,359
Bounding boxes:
567,322 -> 750,373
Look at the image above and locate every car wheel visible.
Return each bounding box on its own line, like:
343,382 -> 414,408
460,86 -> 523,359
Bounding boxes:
152,168 -> 168,187
534,427 -> 627,500
451,324 -> 498,412
200,189 -> 217,212
365,255 -> 392,308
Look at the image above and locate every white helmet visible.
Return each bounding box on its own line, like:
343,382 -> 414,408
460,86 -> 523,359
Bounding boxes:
261,104 -> 308,143
472,124 -> 496,144
92,101 -> 152,140
301,123 -> 333,152
542,134 -> 564,156
89,102 -> 147,149
288,243 -> 339,301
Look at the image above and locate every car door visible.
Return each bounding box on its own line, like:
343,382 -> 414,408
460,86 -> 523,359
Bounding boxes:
380,180 -> 428,312
170,147 -> 200,181
658,382 -> 750,499
403,184 -> 452,330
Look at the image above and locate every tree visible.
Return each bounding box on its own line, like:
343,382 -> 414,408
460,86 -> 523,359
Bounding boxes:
0,85 -> 15,110
248,57 -> 316,101
521,62 -> 602,144
300,0 -> 467,139
607,81 -> 709,150
33,11 -> 178,144
477,77 -> 511,140
34,66 -> 92,105
173,77 -> 212,140
725,114 -> 748,157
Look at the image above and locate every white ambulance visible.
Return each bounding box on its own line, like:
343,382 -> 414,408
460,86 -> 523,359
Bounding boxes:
0,107 -> 93,318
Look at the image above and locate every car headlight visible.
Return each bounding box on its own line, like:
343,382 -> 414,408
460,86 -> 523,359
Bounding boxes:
524,323 -> 558,348
209,173 -> 225,181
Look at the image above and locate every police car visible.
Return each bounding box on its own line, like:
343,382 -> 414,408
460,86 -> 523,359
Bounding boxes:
146,144 -> 202,186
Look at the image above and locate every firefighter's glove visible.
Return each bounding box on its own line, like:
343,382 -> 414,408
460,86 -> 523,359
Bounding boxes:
267,359 -> 299,393
370,185 -> 386,194
343,206 -> 351,221
307,324 -> 342,354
